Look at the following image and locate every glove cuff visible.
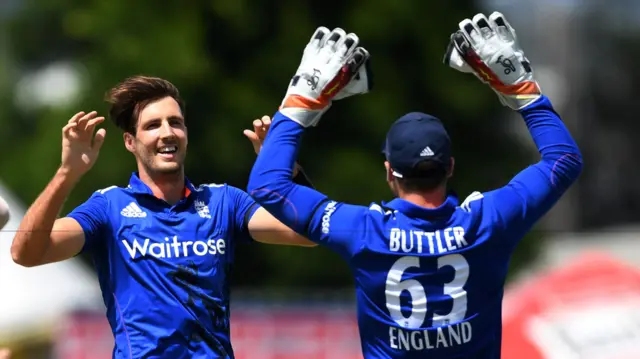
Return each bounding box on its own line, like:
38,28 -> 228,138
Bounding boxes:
278,94 -> 331,128
280,94 -> 328,111
495,80 -> 542,110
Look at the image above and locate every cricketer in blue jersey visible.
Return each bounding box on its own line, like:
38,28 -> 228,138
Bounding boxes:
10,76 -> 319,359
248,14 -> 583,359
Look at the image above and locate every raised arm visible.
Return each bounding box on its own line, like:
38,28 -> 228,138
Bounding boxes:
11,111 -> 106,267
247,27 -> 372,256
482,96 -> 582,240
444,12 -> 582,241
241,116 -> 318,247
248,113 -> 329,234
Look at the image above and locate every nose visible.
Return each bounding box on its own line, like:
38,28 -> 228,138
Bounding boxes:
158,119 -> 176,140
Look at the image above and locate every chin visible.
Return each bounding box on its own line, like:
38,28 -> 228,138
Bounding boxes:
151,162 -> 182,174
159,165 -> 182,174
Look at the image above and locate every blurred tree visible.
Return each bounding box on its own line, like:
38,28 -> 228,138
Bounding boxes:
0,0 -> 542,290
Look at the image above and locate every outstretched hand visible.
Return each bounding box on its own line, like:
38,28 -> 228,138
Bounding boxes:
60,111 -> 106,180
244,116 -> 300,177
443,12 -> 541,110
243,116 -> 271,155
279,26 -> 371,128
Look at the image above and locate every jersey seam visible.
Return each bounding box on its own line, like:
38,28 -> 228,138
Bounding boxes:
112,292 -> 133,359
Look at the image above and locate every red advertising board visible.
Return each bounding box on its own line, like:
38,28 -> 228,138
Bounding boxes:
54,306 -> 362,359
501,252 -> 640,359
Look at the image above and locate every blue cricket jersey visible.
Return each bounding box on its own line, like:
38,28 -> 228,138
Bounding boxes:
67,173 -> 259,359
247,95 -> 583,359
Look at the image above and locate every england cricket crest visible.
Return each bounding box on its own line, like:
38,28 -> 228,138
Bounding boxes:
194,200 -> 211,219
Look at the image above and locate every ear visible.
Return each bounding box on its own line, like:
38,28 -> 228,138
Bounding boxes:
384,161 -> 394,182
447,157 -> 455,179
123,132 -> 136,153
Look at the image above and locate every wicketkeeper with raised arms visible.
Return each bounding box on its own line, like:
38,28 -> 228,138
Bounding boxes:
248,12 -> 583,359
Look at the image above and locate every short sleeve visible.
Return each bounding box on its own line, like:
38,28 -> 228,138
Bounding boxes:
66,192 -> 110,254
306,200 -> 368,258
227,185 -> 259,243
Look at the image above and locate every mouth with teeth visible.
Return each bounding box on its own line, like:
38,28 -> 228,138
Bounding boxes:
157,145 -> 178,159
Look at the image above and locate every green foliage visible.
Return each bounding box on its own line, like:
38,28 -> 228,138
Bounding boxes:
0,0 -> 543,288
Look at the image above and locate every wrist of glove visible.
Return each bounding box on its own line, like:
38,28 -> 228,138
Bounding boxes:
443,12 -> 541,110
280,27 -> 373,128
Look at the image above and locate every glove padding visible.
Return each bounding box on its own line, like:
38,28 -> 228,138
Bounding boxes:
443,12 -> 541,110
280,27 -> 372,127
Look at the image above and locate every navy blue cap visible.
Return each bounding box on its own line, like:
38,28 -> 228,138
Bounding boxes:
382,112 -> 451,178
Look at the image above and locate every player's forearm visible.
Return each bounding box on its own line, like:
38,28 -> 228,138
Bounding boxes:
485,95 -> 584,237
11,168 -> 78,266
248,112 -> 328,234
519,95 -> 583,189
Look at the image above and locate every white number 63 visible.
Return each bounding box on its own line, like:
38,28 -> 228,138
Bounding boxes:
385,254 -> 469,329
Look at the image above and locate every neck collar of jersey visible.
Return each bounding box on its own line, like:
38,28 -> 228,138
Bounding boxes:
127,172 -> 196,199
383,192 -> 459,219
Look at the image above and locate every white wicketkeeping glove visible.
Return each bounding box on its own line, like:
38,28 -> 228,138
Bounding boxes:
280,26 -> 372,127
443,12 -> 541,110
